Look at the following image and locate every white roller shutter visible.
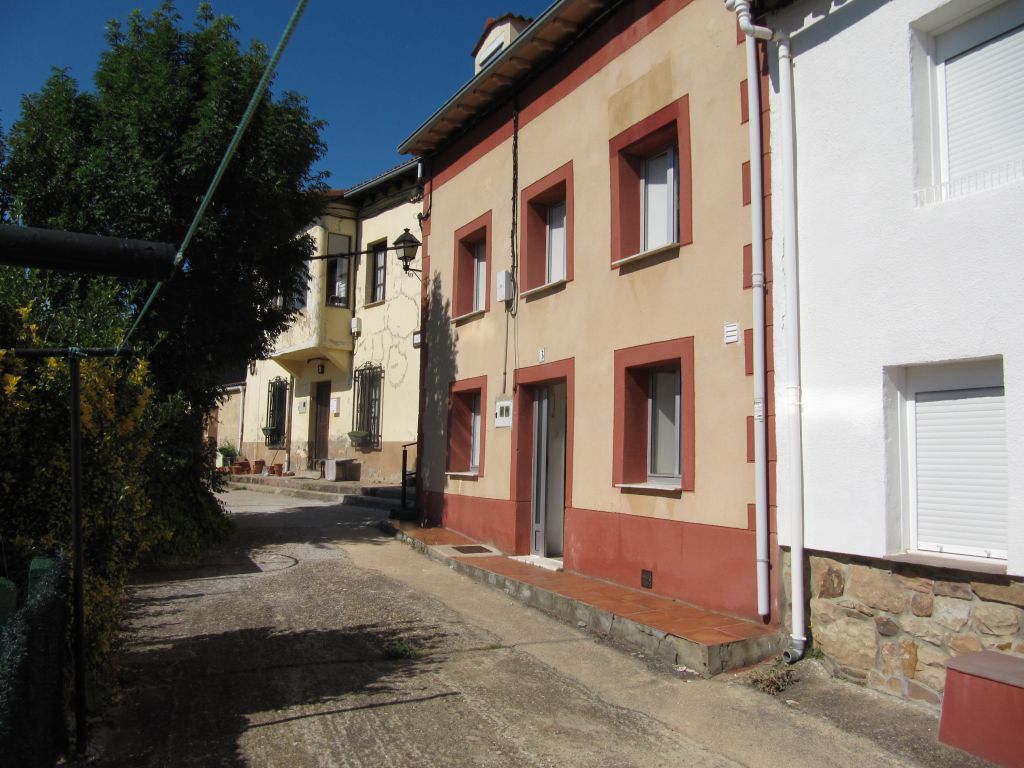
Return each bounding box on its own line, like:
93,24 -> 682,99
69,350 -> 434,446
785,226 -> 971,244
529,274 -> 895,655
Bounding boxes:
913,387 -> 1007,559
942,22 -> 1024,182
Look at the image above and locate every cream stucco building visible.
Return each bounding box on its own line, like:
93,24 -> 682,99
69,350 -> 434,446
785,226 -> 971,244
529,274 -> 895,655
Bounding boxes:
213,161 -> 422,482
403,0 -> 779,623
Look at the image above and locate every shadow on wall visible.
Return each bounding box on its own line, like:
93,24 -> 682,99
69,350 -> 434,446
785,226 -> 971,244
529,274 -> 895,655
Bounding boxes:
421,271 -> 458,522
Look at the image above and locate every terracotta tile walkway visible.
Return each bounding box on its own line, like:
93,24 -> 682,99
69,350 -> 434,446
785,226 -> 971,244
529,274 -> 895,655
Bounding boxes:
403,526 -> 775,646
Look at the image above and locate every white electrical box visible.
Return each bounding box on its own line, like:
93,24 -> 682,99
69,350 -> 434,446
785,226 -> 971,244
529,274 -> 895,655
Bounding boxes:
496,270 -> 513,302
351,317 -> 362,335
495,396 -> 513,428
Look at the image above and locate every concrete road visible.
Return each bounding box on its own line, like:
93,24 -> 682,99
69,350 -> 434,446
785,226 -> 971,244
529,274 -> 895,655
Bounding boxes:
94,489 -> 985,767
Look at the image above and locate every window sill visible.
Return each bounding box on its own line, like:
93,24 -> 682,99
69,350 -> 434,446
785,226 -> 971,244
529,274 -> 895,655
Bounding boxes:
363,300 -> 385,309
884,551 -> 1007,576
445,470 -> 480,480
520,278 -> 568,300
615,481 -> 682,495
611,242 -> 679,269
452,309 -> 485,324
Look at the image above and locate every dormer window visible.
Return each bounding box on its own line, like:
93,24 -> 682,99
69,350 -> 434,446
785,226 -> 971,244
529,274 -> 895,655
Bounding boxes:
478,37 -> 505,70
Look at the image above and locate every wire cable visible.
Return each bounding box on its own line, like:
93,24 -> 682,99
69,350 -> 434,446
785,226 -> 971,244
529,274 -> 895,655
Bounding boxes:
117,0 -> 309,352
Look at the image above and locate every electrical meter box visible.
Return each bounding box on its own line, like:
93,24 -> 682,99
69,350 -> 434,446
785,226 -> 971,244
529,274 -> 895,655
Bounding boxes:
496,270 -> 513,303
495,396 -> 513,428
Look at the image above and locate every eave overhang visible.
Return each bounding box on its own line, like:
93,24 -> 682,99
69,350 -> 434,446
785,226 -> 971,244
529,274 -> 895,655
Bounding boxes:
398,0 -> 621,158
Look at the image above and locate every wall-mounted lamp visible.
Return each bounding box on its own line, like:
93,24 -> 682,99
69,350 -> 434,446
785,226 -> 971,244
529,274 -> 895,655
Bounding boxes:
310,228 -> 421,275
393,228 -> 422,274
316,363 -> 325,375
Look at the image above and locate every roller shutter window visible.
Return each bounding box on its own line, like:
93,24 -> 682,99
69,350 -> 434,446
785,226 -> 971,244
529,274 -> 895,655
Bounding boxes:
938,3 -> 1024,186
912,386 -> 1007,559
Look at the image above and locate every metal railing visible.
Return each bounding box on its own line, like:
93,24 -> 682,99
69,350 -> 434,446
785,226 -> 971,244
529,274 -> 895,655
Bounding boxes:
400,441 -> 417,511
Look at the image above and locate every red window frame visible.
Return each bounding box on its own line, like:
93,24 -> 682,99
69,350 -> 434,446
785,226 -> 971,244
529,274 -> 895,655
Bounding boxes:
520,161 -> 574,293
612,337 -> 695,491
608,95 -> 692,266
452,211 -> 491,320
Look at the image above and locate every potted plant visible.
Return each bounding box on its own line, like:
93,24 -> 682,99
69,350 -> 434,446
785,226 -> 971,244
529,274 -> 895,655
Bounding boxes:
347,430 -> 370,448
217,442 -> 239,468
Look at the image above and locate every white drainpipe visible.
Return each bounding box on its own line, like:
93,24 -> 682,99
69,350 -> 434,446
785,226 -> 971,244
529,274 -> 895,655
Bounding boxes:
237,382 -> 247,456
726,0 -> 806,662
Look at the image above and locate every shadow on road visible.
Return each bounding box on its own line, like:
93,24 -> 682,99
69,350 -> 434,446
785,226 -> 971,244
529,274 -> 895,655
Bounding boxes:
104,621 -> 452,766
135,501 -> 392,585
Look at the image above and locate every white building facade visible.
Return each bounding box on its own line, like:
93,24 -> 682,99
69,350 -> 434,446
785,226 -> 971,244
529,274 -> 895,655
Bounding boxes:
762,0 -> 1024,704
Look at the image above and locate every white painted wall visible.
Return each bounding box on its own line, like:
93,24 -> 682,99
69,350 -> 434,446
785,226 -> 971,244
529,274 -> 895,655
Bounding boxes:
767,0 -> 1024,575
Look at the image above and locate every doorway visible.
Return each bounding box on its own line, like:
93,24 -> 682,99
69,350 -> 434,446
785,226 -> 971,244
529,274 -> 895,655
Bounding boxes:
531,381 -> 567,558
311,380 -> 331,467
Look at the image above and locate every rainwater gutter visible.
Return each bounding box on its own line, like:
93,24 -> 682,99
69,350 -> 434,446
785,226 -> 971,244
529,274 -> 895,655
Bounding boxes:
726,0 -> 806,663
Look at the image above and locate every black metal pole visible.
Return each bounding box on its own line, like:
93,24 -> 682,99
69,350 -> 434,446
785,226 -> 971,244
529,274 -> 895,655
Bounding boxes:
401,447 -> 408,510
0,225 -> 176,280
69,353 -> 87,754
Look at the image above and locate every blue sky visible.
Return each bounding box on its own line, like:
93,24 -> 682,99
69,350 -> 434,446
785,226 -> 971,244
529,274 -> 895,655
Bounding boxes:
0,1 -> 551,189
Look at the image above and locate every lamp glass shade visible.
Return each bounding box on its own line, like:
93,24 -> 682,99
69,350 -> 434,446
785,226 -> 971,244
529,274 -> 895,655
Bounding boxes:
393,228 -> 420,268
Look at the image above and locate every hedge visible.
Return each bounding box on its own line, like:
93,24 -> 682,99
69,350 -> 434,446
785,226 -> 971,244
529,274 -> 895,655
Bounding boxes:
0,554 -> 70,768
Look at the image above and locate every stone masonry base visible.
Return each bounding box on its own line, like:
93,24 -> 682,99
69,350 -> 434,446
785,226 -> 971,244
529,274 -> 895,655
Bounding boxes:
793,549 -> 1024,707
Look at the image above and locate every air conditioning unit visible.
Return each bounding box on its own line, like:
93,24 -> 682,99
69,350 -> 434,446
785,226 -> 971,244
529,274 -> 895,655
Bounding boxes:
350,317 -> 362,336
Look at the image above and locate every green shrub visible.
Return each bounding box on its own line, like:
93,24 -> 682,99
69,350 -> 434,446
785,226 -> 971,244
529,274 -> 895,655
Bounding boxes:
0,554 -> 69,768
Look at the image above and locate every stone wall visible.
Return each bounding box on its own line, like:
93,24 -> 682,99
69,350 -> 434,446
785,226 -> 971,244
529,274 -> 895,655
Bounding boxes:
806,553 -> 1024,706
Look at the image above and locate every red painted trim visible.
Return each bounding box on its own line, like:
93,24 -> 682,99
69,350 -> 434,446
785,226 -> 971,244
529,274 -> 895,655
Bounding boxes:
608,95 -> 692,265
452,210 -> 492,320
511,357 -> 576,494
430,0 -> 697,191
612,337 -> 695,490
564,505 -> 773,621
424,490 -> 518,553
519,161 -> 575,293
447,375 -> 488,476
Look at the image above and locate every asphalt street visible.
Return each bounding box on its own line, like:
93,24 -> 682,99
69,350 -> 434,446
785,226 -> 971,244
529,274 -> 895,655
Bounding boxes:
92,489 -> 988,767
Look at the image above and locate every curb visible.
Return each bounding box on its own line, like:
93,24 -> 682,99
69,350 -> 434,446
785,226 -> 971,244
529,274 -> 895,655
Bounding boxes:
378,521 -> 784,677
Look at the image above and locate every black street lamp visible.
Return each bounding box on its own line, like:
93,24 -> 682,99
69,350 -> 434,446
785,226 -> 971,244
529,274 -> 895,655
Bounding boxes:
311,228 -> 421,273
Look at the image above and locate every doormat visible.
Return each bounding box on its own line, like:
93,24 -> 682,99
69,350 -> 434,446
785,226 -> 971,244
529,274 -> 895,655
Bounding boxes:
452,545 -> 493,554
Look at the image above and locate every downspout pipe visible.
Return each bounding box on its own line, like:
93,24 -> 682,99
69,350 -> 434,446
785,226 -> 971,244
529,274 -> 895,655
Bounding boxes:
744,34 -> 771,620
726,0 -> 807,663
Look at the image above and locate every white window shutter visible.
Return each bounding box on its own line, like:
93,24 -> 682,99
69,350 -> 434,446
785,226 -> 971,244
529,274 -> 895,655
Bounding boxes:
473,241 -> 487,311
943,23 -> 1024,182
641,148 -> 674,250
546,201 -> 566,283
913,387 -> 1007,559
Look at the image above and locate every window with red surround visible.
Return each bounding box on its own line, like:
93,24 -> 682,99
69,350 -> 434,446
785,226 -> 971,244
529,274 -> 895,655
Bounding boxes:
452,211 -> 491,320
447,376 -> 487,476
608,95 -> 692,266
520,161 -> 574,293
612,338 -> 695,490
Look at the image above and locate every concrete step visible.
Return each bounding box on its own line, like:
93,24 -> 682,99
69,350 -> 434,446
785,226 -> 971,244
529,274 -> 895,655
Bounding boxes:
382,522 -> 784,678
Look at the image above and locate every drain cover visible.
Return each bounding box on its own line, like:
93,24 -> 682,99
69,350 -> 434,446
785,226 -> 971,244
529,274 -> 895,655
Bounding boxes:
452,545 -> 492,554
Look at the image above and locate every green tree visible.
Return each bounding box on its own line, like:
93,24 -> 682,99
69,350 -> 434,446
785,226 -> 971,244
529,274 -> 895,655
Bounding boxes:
3,2 -> 326,409
0,2 -> 327,656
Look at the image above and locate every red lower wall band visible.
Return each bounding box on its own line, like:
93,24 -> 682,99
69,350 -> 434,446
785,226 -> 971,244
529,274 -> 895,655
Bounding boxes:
426,491 -> 776,622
